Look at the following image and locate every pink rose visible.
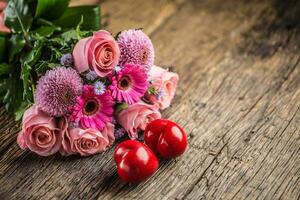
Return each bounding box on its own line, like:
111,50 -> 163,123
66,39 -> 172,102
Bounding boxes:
0,2 -> 11,33
73,30 -> 120,77
17,105 -> 61,156
60,117 -> 115,156
146,65 -> 179,109
116,102 -> 161,139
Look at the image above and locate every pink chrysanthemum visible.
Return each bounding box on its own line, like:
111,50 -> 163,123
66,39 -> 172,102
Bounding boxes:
70,85 -> 114,130
36,67 -> 83,117
109,63 -> 148,104
117,29 -> 154,71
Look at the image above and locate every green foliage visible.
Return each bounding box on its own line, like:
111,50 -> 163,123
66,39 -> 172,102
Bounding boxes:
0,37 -> 7,62
4,0 -> 33,34
54,5 -> 101,30
35,0 -> 70,20
0,0 -> 101,120
0,69 -> 24,114
31,26 -> 61,37
0,63 -> 11,77
8,34 -> 26,62
147,86 -> 156,95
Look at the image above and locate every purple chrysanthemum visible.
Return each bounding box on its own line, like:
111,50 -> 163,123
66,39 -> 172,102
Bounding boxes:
117,29 -> 154,71
36,67 -> 83,117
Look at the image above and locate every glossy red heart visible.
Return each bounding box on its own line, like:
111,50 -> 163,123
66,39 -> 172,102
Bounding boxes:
144,119 -> 187,159
114,140 -> 159,183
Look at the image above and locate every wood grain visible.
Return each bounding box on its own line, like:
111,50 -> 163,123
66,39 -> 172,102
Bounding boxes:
0,0 -> 299,199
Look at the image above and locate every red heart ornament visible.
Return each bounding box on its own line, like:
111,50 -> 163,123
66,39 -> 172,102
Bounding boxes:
144,119 -> 188,159
114,140 -> 159,183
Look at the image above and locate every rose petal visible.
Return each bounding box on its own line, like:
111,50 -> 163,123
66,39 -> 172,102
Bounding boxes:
73,37 -> 90,73
116,102 -> 161,139
17,131 -> 27,150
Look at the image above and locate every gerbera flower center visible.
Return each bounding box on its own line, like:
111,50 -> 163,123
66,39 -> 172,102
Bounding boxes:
118,75 -> 132,90
83,98 -> 100,116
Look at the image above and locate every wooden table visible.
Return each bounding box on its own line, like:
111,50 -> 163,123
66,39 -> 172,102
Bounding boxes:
1,0 -> 299,199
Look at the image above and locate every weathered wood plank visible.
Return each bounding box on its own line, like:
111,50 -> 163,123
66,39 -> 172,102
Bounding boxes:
100,0 -> 186,35
69,0 -> 101,6
0,0 -> 299,199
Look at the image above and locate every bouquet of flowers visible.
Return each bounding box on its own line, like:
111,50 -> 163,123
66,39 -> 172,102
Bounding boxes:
0,0 -> 179,157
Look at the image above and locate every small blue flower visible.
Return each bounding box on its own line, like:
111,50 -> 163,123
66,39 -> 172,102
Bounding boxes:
85,70 -> 98,81
60,53 -> 73,66
114,66 -> 122,72
115,128 -> 126,139
156,90 -> 165,100
69,121 -> 79,129
94,81 -> 106,95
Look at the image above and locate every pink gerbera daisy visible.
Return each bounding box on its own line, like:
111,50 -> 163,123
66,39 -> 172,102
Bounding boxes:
109,63 -> 148,104
70,85 -> 114,130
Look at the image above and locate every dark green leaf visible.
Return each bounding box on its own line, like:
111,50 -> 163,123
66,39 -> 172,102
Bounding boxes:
4,0 -> 33,34
21,40 -> 44,67
35,61 -> 57,77
0,73 -> 24,114
0,36 -> 7,62
14,102 -> 31,121
53,5 -> 101,30
21,63 -> 33,101
20,40 -> 44,102
0,31 -> 10,37
0,63 -> 12,77
31,26 -> 61,38
35,0 -> 70,20
115,31 -> 122,40
35,18 -> 56,27
8,34 -> 26,62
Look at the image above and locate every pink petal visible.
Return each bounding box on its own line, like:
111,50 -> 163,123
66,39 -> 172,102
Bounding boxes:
73,37 -> 90,73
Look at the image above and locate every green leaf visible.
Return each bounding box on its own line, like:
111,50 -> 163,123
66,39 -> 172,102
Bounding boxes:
35,0 -> 70,20
115,31 -> 122,40
8,34 -> 26,62
53,5 -> 101,30
4,0 -> 33,34
14,102 -> 31,121
0,63 -> 12,77
75,15 -> 84,40
35,61 -> 57,77
31,26 -> 61,38
21,63 -> 33,101
21,40 -> 44,68
20,40 -> 44,102
0,36 -> 7,62
0,70 -> 30,120
60,29 -> 78,42
0,73 -> 24,114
